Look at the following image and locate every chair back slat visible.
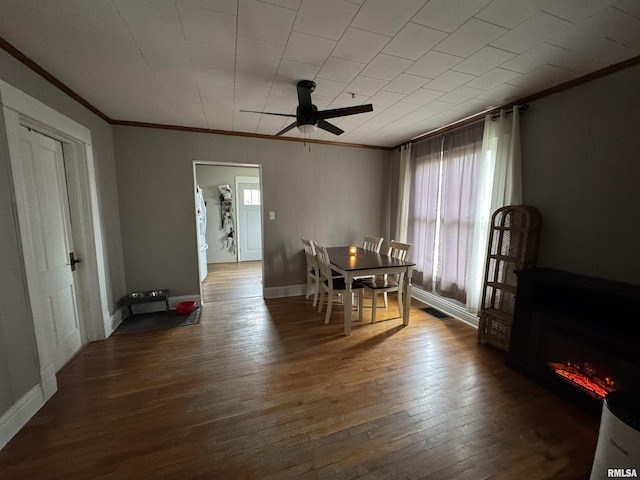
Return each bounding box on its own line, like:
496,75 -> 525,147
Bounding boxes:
302,237 -> 317,271
387,240 -> 412,261
363,235 -> 384,253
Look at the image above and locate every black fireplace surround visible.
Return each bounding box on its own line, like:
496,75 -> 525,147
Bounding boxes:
506,268 -> 640,412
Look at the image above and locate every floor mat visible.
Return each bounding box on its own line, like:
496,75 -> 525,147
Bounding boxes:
114,307 -> 201,335
420,307 -> 451,319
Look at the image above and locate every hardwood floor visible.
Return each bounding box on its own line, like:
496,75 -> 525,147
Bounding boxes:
0,272 -> 600,479
201,261 -> 263,303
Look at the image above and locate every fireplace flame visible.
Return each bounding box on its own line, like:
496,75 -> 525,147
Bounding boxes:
548,362 -> 616,399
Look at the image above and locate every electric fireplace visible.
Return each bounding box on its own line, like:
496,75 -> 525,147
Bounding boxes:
506,268 -> 640,412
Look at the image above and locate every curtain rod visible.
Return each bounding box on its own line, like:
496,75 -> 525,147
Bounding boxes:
399,103 -> 529,150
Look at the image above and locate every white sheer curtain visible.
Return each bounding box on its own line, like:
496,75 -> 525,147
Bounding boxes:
466,106 -> 524,313
406,136 -> 441,292
394,143 -> 411,243
436,123 -> 485,303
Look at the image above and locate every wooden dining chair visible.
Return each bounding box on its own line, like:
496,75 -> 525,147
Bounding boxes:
301,237 -> 320,307
315,244 -> 364,325
361,240 -> 412,323
362,235 -> 384,253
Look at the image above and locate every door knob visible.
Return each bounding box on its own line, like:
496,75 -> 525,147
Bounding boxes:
68,252 -> 81,271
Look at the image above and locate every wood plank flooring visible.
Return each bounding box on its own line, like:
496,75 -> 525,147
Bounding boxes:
0,267 -> 600,479
201,261 -> 263,303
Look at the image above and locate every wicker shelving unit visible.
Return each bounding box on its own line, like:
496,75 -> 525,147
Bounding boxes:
477,205 -> 541,351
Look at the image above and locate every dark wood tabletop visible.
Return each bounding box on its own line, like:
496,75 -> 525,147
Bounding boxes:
326,246 -> 415,272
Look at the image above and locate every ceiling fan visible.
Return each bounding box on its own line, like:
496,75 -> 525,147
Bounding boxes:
240,80 -> 373,136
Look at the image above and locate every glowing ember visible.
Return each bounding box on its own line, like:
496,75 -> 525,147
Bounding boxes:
548,362 -> 616,399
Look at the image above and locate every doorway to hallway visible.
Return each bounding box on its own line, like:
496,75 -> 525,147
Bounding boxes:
201,261 -> 263,303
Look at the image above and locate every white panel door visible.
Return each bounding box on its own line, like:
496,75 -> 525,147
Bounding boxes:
17,127 -> 83,372
237,180 -> 262,262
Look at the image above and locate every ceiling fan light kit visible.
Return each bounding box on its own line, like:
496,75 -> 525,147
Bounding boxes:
240,80 -> 373,137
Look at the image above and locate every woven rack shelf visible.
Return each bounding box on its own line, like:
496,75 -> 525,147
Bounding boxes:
477,204 -> 541,351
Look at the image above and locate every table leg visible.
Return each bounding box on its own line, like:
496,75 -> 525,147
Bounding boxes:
403,266 -> 413,326
343,273 -> 353,335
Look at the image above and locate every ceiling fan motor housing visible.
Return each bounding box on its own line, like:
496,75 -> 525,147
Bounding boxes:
297,104 -> 318,127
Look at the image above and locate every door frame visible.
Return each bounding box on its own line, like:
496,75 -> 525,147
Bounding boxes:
235,175 -> 262,262
0,79 -> 109,400
192,161 -> 264,302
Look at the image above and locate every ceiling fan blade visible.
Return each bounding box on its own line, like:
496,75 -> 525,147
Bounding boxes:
239,109 -> 296,118
317,119 -> 344,136
275,121 -> 298,136
317,104 -> 373,120
296,80 -> 315,109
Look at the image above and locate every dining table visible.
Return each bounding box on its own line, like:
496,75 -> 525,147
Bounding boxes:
326,246 -> 415,335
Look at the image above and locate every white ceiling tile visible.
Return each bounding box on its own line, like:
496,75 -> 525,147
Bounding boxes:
360,54 -> 413,81
491,12 -> 574,54
237,0 -> 295,44
177,2 -> 236,48
350,0 -> 427,37
507,64 -> 573,89
3,0 -> 639,148
475,83 -> 529,104
405,50 -> 464,79
346,76 -> 389,96
423,71 -> 476,92
403,88 -> 445,105
382,23 -> 447,61
261,0 -> 301,10
383,73 -> 429,94
368,90 -> 406,107
500,42 -> 572,74
466,68 -> 521,90
283,32 -> 336,66
332,28 -> 391,64
195,67 -> 236,91
187,40 -> 236,70
435,19 -> 507,58
447,99 -> 492,116
415,100 -> 453,116
236,62 -> 277,87
412,0 -> 492,33
543,0 -> 612,23
312,79 -> 348,98
614,0 -> 640,18
178,0 -> 238,15
586,7 -> 640,47
317,57 -> 366,83
438,86 -> 485,103
236,35 -> 285,67
548,25 -> 628,61
476,0 -> 555,29
452,46 -> 516,76
384,101 -> 420,115
275,59 -> 320,83
293,0 -> 359,40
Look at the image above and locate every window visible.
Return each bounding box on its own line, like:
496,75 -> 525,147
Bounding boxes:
243,189 -> 260,206
407,121 -> 488,308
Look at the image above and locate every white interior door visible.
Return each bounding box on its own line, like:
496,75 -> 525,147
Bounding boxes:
236,177 -> 262,262
17,126 -> 83,372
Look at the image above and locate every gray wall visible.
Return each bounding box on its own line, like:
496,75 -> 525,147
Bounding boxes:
521,64 -> 640,285
113,126 -> 392,296
195,164 -> 259,263
0,50 -> 125,416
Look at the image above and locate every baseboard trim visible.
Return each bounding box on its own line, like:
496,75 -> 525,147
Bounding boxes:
104,307 -> 124,337
263,284 -> 306,299
411,287 -> 479,328
0,383 -> 47,450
